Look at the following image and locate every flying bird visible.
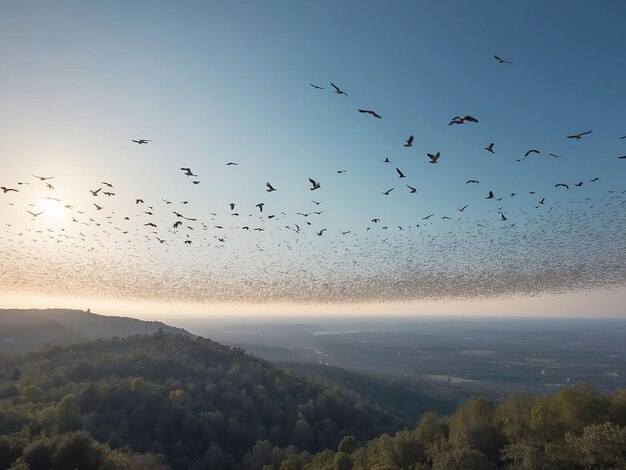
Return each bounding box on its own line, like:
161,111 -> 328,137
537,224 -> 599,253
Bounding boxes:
310,83 -> 324,90
330,83 -> 348,96
486,191 -> 495,199
427,152 -> 440,164
358,109 -> 382,119
549,153 -> 565,158
180,167 -> 197,177
404,135 -> 414,147
266,182 -> 277,192
382,188 -> 394,195
89,188 -> 101,196
555,183 -> 569,189
226,162 -> 239,166
466,180 -> 480,184
396,168 -> 406,178
485,143 -> 495,153
33,175 -> 54,181
308,178 -> 321,190
494,55 -> 512,64
255,203 -> 264,212
132,139 -> 152,144
1,187 -> 18,193
406,184 -> 417,193
458,205 -> 469,212
524,149 -> 540,157
27,211 -> 44,217
449,115 -> 479,125
566,130 -> 592,140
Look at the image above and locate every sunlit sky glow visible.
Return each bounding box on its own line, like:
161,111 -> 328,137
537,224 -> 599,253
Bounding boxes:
1,1 -> 625,317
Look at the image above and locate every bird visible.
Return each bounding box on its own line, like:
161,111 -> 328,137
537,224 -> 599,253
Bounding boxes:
27,211 -> 44,217
485,143 -> 495,153
590,177 -> 599,182
229,203 -> 236,210
132,139 -> 152,144
255,203 -> 264,212
499,212 -> 507,221
555,183 -> 570,189
310,83 -> 324,90
383,157 -> 391,163
316,229 -> 327,236
173,221 -> 182,229
336,170 -> 347,173
94,204 -> 103,210
486,191 -> 495,199
458,205 -> 469,212
266,182 -> 277,192
1,187 -> 18,193
494,55 -> 512,64
618,156 -> 626,160
404,135 -> 414,147
312,200 -> 321,205
566,130 -> 592,140
466,180 -> 480,184
358,109 -> 382,119
427,152 -> 440,164
46,183 -> 54,190
539,198 -> 545,204
101,182 -> 113,188
330,83 -> 348,96
136,199 -> 144,204
549,153 -> 565,158
89,188 -> 101,196
144,223 -> 157,228
371,218 -> 380,223
396,168 -> 406,178
406,184 -> 417,193
422,214 -> 434,220
382,188 -> 394,195
575,182 -> 583,187
524,149 -> 540,157
339,230 -> 351,235
180,167 -> 197,177
308,178 -> 321,190
33,175 -> 54,181
449,115 -> 478,125
226,162 -> 239,166
103,192 -> 115,196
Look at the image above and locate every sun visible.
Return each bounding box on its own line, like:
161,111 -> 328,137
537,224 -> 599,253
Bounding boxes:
39,198 -> 66,223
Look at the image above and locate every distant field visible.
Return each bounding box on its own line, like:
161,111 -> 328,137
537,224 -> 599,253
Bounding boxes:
178,316 -> 626,395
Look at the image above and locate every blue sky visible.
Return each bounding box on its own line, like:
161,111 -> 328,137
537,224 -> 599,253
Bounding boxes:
0,1 -> 625,315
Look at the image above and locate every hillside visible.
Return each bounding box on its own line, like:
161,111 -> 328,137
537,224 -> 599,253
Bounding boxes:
0,309 -> 192,352
280,362 -> 462,422
0,332 -> 400,469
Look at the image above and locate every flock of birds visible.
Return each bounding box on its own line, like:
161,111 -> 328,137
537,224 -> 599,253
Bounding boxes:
1,54 -> 625,304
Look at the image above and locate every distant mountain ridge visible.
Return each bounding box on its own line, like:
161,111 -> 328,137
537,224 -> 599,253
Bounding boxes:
0,308 -> 192,351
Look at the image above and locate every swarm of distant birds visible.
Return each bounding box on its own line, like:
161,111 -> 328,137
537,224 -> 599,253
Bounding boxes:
1,53 -> 625,305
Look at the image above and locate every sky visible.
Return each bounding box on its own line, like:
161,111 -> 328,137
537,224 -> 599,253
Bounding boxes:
0,1 -> 625,318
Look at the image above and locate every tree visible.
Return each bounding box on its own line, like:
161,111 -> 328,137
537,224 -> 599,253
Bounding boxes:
566,422 -> 626,469
338,436 -> 357,454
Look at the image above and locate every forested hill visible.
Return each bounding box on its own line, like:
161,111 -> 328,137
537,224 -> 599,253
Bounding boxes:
0,332 -> 400,469
0,308 -> 192,351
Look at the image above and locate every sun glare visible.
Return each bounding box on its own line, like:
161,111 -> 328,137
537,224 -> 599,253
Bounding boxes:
39,198 -> 66,223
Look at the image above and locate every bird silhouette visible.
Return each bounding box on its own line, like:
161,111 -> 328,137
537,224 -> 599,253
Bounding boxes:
132,139 -> 152,144
358,109 -> 382,119
494,55 -> 512,64
308,178 -> 321,190
485,143 -> 495,153
382,188 -> 394,195
566,130 -> 592,140
396,168 -> 406,178
330,83 -> 348,96
266,182 -> 277,192
404,135 -> 414,147
427,152 -> 440,164
406,184 -> 417,193
310,83 -> 324,90
1,187 -> 18,193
